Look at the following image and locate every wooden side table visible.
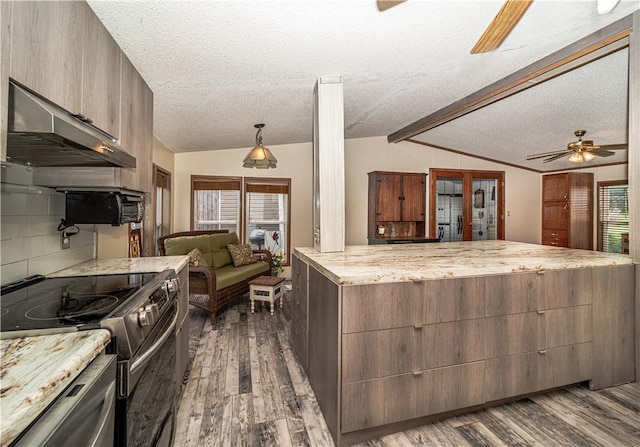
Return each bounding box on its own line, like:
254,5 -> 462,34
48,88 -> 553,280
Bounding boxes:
248,276 -> 286,315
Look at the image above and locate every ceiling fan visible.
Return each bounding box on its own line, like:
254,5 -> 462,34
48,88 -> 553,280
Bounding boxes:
379,0 -> 619,53
526,130 -> 628,163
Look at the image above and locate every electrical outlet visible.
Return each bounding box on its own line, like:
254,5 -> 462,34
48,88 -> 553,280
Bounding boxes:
61,233 -> 71,250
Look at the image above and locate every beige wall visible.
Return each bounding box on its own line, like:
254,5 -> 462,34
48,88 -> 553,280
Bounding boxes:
153,137 -> 175,174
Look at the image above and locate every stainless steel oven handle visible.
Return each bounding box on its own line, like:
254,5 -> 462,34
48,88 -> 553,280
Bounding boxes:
88,382 -> 116,447
130,300 -> 179,376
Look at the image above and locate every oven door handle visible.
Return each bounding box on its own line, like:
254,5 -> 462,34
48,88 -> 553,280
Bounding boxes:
88,382 -> 116,447
130,301 -> 179,376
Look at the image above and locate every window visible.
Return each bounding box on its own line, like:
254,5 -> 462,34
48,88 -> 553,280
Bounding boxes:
190,176 -> 291,266
597,180 -> 629,253
191,176 -> 241,234
244,178 -> 291,265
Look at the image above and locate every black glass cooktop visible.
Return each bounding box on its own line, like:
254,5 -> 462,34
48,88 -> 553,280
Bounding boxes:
0,272 -> 158,334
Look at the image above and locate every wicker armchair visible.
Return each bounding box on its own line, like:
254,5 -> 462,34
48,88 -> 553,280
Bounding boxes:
158,230 -> 273,323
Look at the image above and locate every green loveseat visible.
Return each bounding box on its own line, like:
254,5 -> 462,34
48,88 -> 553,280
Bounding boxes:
159,230 -> 273,323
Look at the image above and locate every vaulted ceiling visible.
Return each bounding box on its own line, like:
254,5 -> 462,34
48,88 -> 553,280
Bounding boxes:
87,1 -> 639,171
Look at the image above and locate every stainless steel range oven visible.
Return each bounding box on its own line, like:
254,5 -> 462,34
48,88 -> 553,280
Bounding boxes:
1,269 -> 181,447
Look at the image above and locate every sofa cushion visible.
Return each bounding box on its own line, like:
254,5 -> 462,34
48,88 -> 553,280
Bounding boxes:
227,244 -> 257,267
215,262 -> 270,290
187,248 -> 208,267
164,235 -> 213,267
208,232 -> 239,269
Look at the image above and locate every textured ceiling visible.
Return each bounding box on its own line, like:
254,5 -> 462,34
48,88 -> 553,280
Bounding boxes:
86,0 -> 639,171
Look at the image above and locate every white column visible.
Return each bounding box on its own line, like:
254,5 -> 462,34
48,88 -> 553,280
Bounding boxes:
313,77 -> 345,253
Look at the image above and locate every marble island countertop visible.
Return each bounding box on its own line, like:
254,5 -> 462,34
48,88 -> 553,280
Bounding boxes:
294,240 -> 633,285
0,330 -> 112,446
49,255 -> 189,277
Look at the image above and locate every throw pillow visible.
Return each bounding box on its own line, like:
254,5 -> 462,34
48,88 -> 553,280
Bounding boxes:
227,244 -> 257,267
187,248 -> 208,268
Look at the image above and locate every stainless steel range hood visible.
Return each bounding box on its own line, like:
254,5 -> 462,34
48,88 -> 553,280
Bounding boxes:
7,81 -> 136,168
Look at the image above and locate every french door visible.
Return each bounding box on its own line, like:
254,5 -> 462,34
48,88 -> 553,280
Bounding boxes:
429,169 -> 505,242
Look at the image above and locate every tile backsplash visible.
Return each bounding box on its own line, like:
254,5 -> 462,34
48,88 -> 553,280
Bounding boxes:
1,164 -> 96,284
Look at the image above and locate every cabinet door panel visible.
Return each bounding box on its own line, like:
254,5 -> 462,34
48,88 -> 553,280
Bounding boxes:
542,202 -> 569,231
342,281 -> 433,333
82,7 -> 121,137
485,312 -> 545,358
10,1 -> 83,111
376,174 -> 401,221
543,174 -> 569,201
341,362 -> 484,432
543,343 -> 592,390
292,255 -> 308,318
485,272 -> 544,316
428,277 -> 485,322
401,174 -> 426,221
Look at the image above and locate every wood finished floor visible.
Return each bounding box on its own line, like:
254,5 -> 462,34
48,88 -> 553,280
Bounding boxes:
175,294 -> 640,447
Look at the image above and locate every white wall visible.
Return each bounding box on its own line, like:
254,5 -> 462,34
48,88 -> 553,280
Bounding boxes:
1,164 -> 96,283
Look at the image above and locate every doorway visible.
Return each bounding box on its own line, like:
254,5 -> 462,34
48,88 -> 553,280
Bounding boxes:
430,169 -> 505,242
153,165 -> 172,256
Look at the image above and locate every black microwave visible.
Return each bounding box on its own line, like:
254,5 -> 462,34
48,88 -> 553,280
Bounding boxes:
63,190 -> 144,226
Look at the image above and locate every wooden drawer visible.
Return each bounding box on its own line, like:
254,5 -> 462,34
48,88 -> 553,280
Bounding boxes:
545,305 -> 592,347
486,312 -> 545,358
485,343 -> 592,402
342,319 -> 485,383
543,268 -> 592,309
542,229 -> 568,240
342,277 -> 484,333
542,238 -> 568,248
485,272 -> 545,316
342,281 -> 432,333
341,362 -> 484,432
290,317 -> 308,369
486,305 -> 592,358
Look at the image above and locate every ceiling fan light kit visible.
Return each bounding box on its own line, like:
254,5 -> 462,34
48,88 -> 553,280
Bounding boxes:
526,129 -> 627,164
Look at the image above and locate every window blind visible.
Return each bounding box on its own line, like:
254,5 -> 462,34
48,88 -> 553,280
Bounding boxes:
597,181 -> 629,253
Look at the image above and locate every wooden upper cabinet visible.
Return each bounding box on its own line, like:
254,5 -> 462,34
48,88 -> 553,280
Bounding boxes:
541,172 -> 593,249
82,6 -> 121,138
10,1 -> 84,112
368,171 -> 427,239
10,2 -> 121,139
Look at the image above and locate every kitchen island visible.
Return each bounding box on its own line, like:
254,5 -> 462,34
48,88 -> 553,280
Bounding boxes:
291,241 -> 636,446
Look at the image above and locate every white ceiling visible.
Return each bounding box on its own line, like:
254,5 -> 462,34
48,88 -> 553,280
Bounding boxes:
86,0 -> 639,171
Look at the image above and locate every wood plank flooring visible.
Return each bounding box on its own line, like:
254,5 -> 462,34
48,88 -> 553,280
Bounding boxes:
175,293 -> 640,447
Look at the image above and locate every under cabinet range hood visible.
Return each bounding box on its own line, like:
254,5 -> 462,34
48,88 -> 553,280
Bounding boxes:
7,81 -> 136,168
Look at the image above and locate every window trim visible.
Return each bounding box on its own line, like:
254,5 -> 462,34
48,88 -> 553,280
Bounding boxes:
597,179 -> 629,253
191,175 -> 243,234
244,177 -> 292,266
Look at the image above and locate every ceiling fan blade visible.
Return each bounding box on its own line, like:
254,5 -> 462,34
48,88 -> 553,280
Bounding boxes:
377,0 -> 406,12
526,151 -> 567,160
591,149 -> 616,157
543,152 -> 571,163
471,0 -> 534,54
598,143 -> 628,151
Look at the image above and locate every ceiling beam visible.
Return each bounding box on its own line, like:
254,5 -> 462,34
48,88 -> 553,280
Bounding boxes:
388,14 -> 633,144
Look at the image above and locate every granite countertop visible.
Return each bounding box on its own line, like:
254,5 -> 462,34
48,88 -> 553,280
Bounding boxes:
294,240 -> 633,285
49,255 -> 189,277
0,330 -> 112,446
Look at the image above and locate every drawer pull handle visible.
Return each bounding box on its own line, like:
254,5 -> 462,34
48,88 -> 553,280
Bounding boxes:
413,324 -> 424,330
537,310 -> 546,315
538,350 -> 547,355
412,371 -> 423,376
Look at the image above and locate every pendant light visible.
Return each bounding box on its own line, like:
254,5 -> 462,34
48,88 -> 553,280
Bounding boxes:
243,124 -> 277,169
